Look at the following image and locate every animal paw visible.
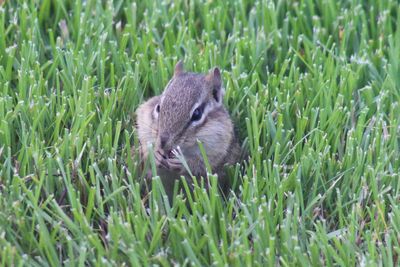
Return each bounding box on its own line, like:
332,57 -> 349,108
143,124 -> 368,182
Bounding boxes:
166,158 -> 184,173
154,150 -> 183,173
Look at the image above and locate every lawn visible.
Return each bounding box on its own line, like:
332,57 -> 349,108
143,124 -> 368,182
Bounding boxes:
1,0 -> 400,265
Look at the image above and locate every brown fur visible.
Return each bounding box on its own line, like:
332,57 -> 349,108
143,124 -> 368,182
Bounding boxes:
135,62 -> 240,200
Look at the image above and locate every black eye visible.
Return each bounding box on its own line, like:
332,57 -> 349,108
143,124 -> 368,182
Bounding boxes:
191,108 -> 202,121
156,104 -> 160,113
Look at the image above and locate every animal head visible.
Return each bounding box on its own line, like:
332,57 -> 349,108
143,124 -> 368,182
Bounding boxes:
152,61 -> 225,158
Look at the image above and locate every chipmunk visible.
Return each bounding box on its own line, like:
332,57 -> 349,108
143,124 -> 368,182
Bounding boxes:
135,61 -> 240,199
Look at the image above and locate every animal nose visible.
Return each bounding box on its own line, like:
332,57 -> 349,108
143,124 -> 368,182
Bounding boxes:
159,133 -> 169,149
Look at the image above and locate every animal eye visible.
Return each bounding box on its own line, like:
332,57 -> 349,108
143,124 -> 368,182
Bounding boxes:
156,104 -> 160,113
191,108 -> 202,121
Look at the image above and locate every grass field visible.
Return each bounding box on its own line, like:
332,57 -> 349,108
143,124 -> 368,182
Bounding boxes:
1,0 -> 400,265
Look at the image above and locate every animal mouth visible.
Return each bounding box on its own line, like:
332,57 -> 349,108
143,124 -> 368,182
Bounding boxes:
167,150 -> 175,159
159,149 -> 175,159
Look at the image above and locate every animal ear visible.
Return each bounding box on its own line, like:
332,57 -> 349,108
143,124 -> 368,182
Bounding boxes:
174,60 -> 184,76
206,67 -> 224,104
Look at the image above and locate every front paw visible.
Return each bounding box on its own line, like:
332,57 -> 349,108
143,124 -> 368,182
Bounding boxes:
155,151 -> 184,173
166,158 -> 184,173
155,150 -> 169,169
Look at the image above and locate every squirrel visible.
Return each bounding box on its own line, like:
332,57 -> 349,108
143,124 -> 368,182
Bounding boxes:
135,61 -> 241,200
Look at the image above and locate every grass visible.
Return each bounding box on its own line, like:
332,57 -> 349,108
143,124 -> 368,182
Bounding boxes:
0,0 -> 400,265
